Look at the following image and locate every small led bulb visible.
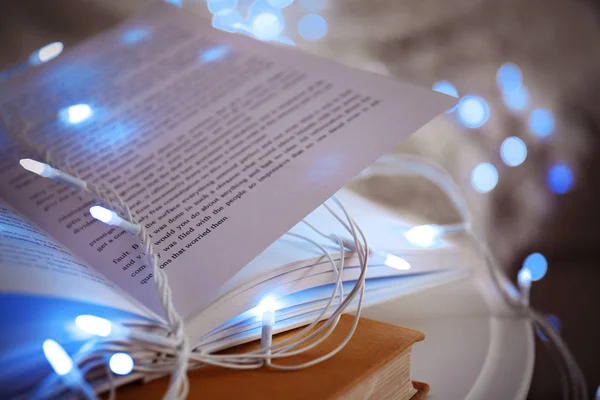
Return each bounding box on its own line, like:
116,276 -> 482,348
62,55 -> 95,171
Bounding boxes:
405,224 -> 443,248
75,315 -> 112,337
384,253 -> 411,270
42,339 -> 74,376
90,206 -> 140,235
109,353 -> 134,376
19,159 -> 87,189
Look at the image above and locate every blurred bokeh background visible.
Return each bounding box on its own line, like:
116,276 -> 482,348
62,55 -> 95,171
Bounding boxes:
1,0 -> 598,397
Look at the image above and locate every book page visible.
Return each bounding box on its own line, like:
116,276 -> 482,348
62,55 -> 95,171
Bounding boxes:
0,197 -> 157,320
0,4 -> 453,320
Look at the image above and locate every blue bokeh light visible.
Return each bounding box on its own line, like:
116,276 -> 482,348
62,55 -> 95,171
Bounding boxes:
252,12 -> 285,41
30,42 -> 64,65
267,0 -> 294,8
496,63 -> 522,93
457,95 -> 490,128
298,0 -> 327,12
432,81 -> 459,112
529,108 -> 555,137
207,0 -> 238,15
122,28 -> 150,45
503,86 -> 529,111
537,314 -> 560,341
298,14 -> 328,41
547,164 -> 574,194
500,136 -> 527,167
200,45 -> 229,62
471,162 -> 498,193
522,252 -> 548,281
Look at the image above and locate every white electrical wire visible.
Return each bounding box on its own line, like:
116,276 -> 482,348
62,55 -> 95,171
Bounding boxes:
362,153 -> 588,400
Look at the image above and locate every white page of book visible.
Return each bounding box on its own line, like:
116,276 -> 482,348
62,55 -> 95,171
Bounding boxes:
0,3 -> 453,321
0,198 -> 156,320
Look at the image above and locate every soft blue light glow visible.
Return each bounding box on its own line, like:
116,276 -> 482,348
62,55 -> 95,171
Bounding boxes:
522,252 -> 548,281
75,315 -> 112,337
537,314 -> 560,341
19,159 -> 52,178
211,9 -> 244,33
471,162 -> 498,193
109,353 -> 134,376
298,14 -> 328,41
496,63 -> 522,93
404,225 -> 442,248
42,339 -> 73,376
457,96 -> 490,128
31,42 -> 64,65
547,164 -> 574,194
164,0 -> 183,7
503,86 -> 529,111
252,296 -> 280,316
267,0 -> 294,8
90,206 -> 119,225
122,28 -> 150,45
59,104 -> 93,125
207,0 -> 238,15
200,45 -> 229,62
500,136 -> 527,167
529,108 -> 555,137
252,12 -> 285,41
299,0 -> 327,12
432,81 -> 459,112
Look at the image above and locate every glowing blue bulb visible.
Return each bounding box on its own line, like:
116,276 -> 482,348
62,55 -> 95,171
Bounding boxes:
252,13 -> 285,41
211,9 -> 244,33
496,63 -> 522,93
90,206 -> 119,225
109,353 -> 134,376
522,253 -> 548,281
298,14 -> 328,41
30,42 -> 64,65
207,0 -> 238,15
529,108 -> 555,137
405,224 -> 442,248
200,45 -> 229,62
75,315 -> 112,337
384,254 -> 411,270
253,296 -> 280,316
19,159 -> 53,177
122,28 -> 150,45
299,0 -> 327,12
59,104 -> 93,125
432,81 -> 459,112
537,314 -> 560,342
547,164 -> 574,194
42,339 -> 73,376
503,86 -> 529,111
500,136 -> 527,167
471,162 -> 498,193
457,96 -> 489,128
267,0 -> 294,8
164,0 -> 183,7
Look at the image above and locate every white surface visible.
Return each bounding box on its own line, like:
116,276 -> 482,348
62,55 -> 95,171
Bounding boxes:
336,188 -> 535,400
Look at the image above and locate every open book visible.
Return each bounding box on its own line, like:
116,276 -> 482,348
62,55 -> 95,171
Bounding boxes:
0,3 -> 465,397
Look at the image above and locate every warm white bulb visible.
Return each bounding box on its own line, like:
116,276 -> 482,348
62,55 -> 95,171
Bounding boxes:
404,224 -> 442,248
19,158 -> 53,178
384,254 -> 411,270
42,339 -> 73,376
90,206 -> 119,225
75,315 -> 112,337
109,353 -> 134,376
